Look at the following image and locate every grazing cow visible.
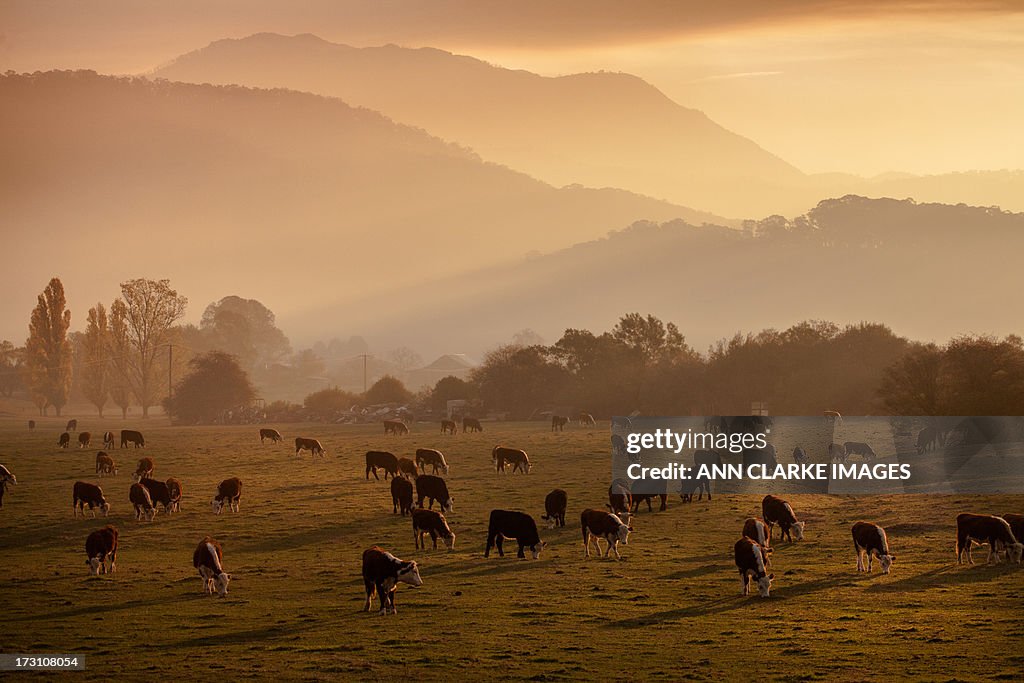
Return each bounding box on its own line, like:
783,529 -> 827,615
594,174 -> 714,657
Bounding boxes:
294,437 -> 326,458
485,510 -> 546,559
66,419 -> 78,432
85,525 -> 118,575
415,448 -> 449,475
398,457 -> 419,479
1003,514 -> 1024,561
166,477 -> 183,512
542,489 -> 568,528
362,547 -> 422,615
607,479 -> 633,517
132,457 -> 154,483
193,537 -> 231,597
130,482 -> 156,521
259,428 -> 283,444
743,517 -> 773,551
391,476 -> 414,516
492,446 -> 531,474
632,478 -> 667,513
828,442 -> 848,463
793,446 -> 809,465
852,522 -> 895,574
78,431 -> 92,448
383,419 -> 409,435
95,452 -> 117,477
73,481 -> 110,517
58,432 -> 70,449
843,442 -> 877,462
462,417 -> 483,433
579,412 -> 596,426
762,495 -> 806,542
365,451 -> 400,480
28,420 -> 35,431
823,410 -> 843,425
102,431 -> 115,449
212,477 -> 242,514
581,509 -> 633,560
679,475 -> 712,503
440,419 -> 458,435
139,477 -> 174,514
956,513 -> 1023,565
735,537 -> 774,597
917,426 -> 939,454
120,429 -> 145,448
415,475 -> 453,512
551,415 -> 569,432
743,443 -> 778,469
412,508 -> 456,550
0,464 -> 16,509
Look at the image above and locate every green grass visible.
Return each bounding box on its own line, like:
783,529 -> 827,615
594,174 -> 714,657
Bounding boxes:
0,418 -> 1021,681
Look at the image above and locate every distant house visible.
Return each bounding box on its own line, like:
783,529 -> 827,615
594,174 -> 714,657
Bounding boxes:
406,354 -> 475,391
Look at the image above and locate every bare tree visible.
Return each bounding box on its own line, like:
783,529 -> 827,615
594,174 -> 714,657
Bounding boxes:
81,303 -> 110,416
24,277 -> 73,416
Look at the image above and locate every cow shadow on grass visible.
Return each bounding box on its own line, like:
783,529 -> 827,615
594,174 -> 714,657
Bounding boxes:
5,592 -> 198,624
658,563 -> 726,580
418,556 -> 555,579
169,620 -> 322,649
863,564 -> 1018,593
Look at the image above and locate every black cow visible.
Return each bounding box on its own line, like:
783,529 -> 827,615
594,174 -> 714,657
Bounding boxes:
679,475 -> 711,503
260,428 -> 283,444
415,475 -> 453,512
412,508 -> 456,550
366,451 -> 399,480
485,510 -> 545,559
917,426 -> 939,454
120,430 -> 145,448
1004,514 -> 1024,560
85,525 -> 118,575
383,420 -> 409,435
59,432 -> 70,448
492,446 -> 531,474
551,415 -> 569,432
398,457 -> 419,479
139,477 -> 174,513
0,464 -> 16,508
632,477 -> 667,512
295,437 -> 326,458
843,442 -> 877,462
462,417 -> 483,433
542,489 -> 568,528
362,547 -> 422,615
415,448 -> 449,475
440,419 -> 458,435
391,476 -> 414,516
743,443 -> 778,469
73,481 -> 110,517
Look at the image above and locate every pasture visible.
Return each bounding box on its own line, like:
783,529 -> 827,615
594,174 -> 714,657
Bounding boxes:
0,418 -> 1022,681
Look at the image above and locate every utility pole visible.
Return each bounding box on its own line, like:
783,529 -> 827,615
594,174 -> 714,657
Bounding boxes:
363,354 -> 368,393
168,344 -> 173,399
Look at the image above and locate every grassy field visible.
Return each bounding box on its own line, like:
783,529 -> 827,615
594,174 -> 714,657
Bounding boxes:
0,417 -> 1022,681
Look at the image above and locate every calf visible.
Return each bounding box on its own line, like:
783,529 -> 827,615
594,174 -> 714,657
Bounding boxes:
551,415 -> 569,432
579,412 -> 596,426
680,475 -> 711,503
485,510 -> 545,559
843,442 -> 877,462
85,525 -> 118,575
607,479 -> 633,517
120,429 -> 145,448
132,457 -> 154,483
73,481 -> 110,517
762,495 -> 806,542
493,446 -> 531,474
383,419 -> 409,435
260,428 -> 283,444
415,475 -> 453,512
102,431 -> 115,449
95,451 -> 117,477
581,509 -> 632,560
735,536 -> 774,597
295,437 -> 326,458
398,457 -> 419,479
366,451 -> 399,480
362,546 -> 422,615
412,508 -> 456,550
391,476 -> 414,516
139,477 -> 174,514
415,448 -> 449,475
193,537 -> 231,597
852,521 -> 895,574
542,489 -> 568,528
440,419 -> 458,435
0,464 -> 16,508
59,432 -> 70,448
130,482 -> 156,521
166,477 -> 183,512
1003,514 -> 1024,562
66,419 -> 78,432
212,477 -> 242,514
956,513 -> 1023,564
743,517 -> 773,552
462,417 -> 483,433
78,431 -> 92,448
828,442 -> 847,462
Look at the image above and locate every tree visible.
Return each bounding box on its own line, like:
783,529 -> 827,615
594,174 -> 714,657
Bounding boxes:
81,303 -> 110,416
303,387 -> 360,419
200,296 -> 291,369
388,346 -> 423,373
108,279 -> 188,418
24,277 -> 73,416
163,351 -> 255,424
0,341 -> 24,398
426,375 -> 476,414
365,375 -> 413,405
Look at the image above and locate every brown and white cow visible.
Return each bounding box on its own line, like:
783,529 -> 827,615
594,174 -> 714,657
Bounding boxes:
362,546 -> 422,615
85,525 -> 118,575
579,412 -> 596,426
131,457 -> 154,483
58,432 -> 71,449
440,419 -> 458,435
581,509 -> 632,560
743,517 -> 772,552
391,476 -> 414,516
66,419 -> 78,432
843,442 -> 877,462
139,477 -> 174,514
102,431 -> 115,449
852,521 -> 895,574
542,489 -> 568,528
73,481 -> 110,517
735,536 -> 774,597
212,477 -> 242,514
260,428 -> 283,444
551,415 -> 569,432
956,513 -> 1023,565
295,437 -> 326,458
78,431 -> 92,448
492,446 -> 531,474
412,508 -> 456,550
166,477 -> 183,512
462,417 -> 483,433
383,420 -> 409,435
365,451 -> 399,480
607,479 -> 633,518
398,457 -> 419,479
415,448 -> 449,475
762,495 -> 806,542
95,452 -> 117,477
129,482 -> 156,521
193,537 -> 231,597
1003,514 -> 1024,562
120,429 -> 145,448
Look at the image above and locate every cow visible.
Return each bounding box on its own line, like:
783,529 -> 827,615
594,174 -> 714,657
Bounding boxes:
581,509 -> 632,560
485,510 -> 545,559
579,412 -> 596,426
391,476 -> 414,516
917,426 -> 939,454
542,489 -> 568,528
492,446 -> 531,474
735,536 -> 774,597
95,452 -> 117,477
193,537 -> 231,597
166,477 -> 183,512
843,442 -> 877,462
260,428 -> 283,444
762,495 -> 806,542
607,479 -> 633,517
78,431 -> 92,448
212,477 -> 242,514
462,417 -> 483,433
852,521 -> 895,574
415,448 -> 449,475
383,419 -> 409,435
631,477 -> 667,512
295,437 -> 326,458
743,443 -> 778,469
58,432 -> 70,448
956,513 -> 1023,565
130,482 -> 156,521
551,415 -> 569,432
440,419 -> 458,435
823,410 -> 843,425
0,464 -> 16,509
398,457 -> 419,479
415,475 -> 453,512
366,451 -> 400,480
85,525 -> 118,575
66,418 -> 78,432
120,429 -> 145,448
139,477 -> 174,514
793,446 -> 809,465
1004,514 -> 1024,561
412,508 -> 456,550
692,449 -> 723,499
102,431 -> 115,449
743,517 -> 772,551
132,457 -> 154,483
28,419 -> 35,431
362,547 -> 422,615
73,481 -> 110,517
679,475 -> 711,503
828,442 -> 848,463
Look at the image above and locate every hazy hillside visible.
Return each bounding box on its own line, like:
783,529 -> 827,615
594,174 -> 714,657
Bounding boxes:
0,70 -> 709,340
293,196 -> 1024,357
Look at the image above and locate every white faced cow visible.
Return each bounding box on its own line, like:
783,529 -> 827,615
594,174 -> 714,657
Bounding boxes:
193,537 -> 231,596
852,521 -> 895,574
581,509 -> 632,560
362,546 -> 422,615
735,536 -> 774,598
